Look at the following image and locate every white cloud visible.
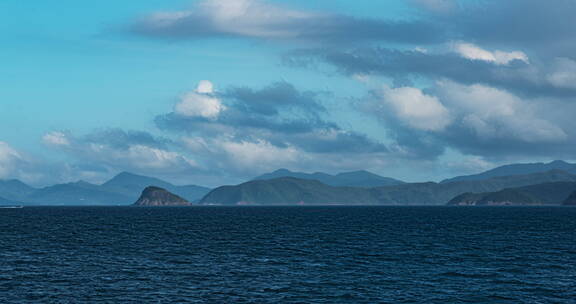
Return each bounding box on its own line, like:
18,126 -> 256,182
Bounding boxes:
43,131 -> 199,176
174,80 -> 225,119
0,141 -> 48,184
42,131 -> 70,146
453,42 -> 529,65
379,86 -> 451,132
114,145 -> 197,170
221,139 -> 300,168
0,142 -> 23,178
146,0 -> 316,39
436,81 -> 567,143
182,136 -> 301,171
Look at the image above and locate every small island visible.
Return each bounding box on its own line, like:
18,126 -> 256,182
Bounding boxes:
133,186 -> 191,207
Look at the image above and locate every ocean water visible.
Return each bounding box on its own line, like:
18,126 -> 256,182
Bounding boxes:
1,207 -> 575,304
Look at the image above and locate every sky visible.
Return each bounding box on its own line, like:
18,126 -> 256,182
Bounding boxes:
2,0 -> 576,187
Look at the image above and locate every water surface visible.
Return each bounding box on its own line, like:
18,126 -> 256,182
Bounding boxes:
1,206 -> 575,303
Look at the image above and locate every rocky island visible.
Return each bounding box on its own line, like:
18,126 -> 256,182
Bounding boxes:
133,186 -> 191,207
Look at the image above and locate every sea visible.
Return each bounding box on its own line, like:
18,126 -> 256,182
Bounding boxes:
1,206 -> 575,303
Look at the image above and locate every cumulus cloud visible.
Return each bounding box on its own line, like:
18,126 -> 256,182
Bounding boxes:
42,131 -> 70,146
0,141 -> 57,185
157,81 -> 388,154
132,0 -> 443,44
436,81 -> 567,144
180,134 -> 396,178
174,81 -> 225,119
378,86 -> 451,132
359,79 -> 576,160
0,142 -> 25,179
43,129 -> 198,175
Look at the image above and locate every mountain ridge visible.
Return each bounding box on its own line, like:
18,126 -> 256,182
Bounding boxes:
2,172 -> 210,206
442,160 -> 576,183
447,181 -> 576,206
254,169 -> 404,187
202,169 -> 576,206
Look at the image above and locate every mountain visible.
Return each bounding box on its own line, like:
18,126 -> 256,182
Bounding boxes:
563,191 -> 576,205
447,182 -> 576,206
200,177 -> 378,205
133,187 -> 191,207
442,160 -> 576,183
202,170 -> 576,206
254,169 -> 404,188
0,179 -> 36,201
102,172 -> 210,202
373,170 -> 576,205
448,189 -> 541,206
10,172 -> 210,206
0,195 -> 16,205
25,181 -> 132,206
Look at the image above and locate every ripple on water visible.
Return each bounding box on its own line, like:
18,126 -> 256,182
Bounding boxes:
1,206 -> 575,303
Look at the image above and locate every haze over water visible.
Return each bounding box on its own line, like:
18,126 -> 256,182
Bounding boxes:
1,206 -> 575,303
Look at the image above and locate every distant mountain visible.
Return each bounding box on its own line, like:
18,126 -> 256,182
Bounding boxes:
442,160 -> 576,183
4,172 -> 210,206
0,195 -> 16,205
0,179 -> 36,201
254,169 -> 404,187
203,170 -> 576,206
201,177 -> 378,205
376,170 -> 576,205
447,182 -> 576,206
133,187 -> 191,207
25,181 -> 132,206
102,172 -> 210,202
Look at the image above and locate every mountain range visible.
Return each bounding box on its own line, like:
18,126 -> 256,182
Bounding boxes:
3,160 -> 576,206
441,160 -> 576,183
0,172 -> 210,206
253,169 -> 405,187
447,182 -> 576,206
201,167 -> 576,206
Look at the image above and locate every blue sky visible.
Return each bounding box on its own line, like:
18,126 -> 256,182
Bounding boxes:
2,0 -> 576,187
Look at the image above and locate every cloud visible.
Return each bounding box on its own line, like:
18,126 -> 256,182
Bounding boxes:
43,129 -> 198,175
180,134 -> 396,178
42,131 -> 70,146
436,0 -> 576,57
224,81 -> 325,116
286,47 -> 576,98
157,81 -> 388,154
546,58 -> 576,90
0,141 -> 58,185
132,0 -> 443,44
436,81 -> 567,144
0,142 -> 25,179
377,86 -> 451,132
362,80 -> 574,159
453,42 -> 528,65
174,81 -> 226,119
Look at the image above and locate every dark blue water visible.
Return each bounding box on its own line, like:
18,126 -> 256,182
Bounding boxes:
1,207 -> 575,303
